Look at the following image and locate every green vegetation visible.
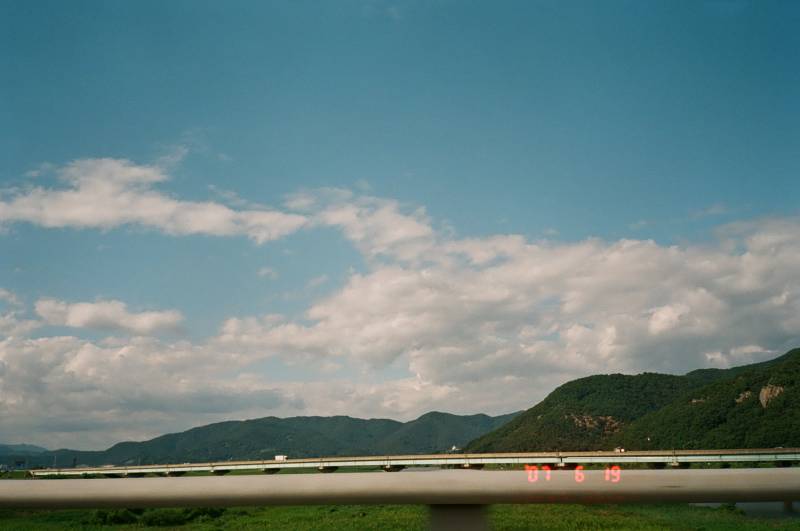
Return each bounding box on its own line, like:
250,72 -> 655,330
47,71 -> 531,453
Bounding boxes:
0,444 -> 47,456
376,411 -> 517,454
467,372 -> 705,452
1,503 -> 798,530
2,412 -> 520,469
616,348 -> 800,450
468,348 -> 800,452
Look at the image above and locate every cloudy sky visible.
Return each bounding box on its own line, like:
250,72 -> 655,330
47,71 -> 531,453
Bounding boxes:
1,0 -> 799,450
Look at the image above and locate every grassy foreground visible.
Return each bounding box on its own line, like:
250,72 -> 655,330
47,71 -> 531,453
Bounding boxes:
1,503 -> 799,530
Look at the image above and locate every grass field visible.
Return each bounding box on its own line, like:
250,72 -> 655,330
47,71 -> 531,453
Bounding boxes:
1,503 -> 799,530
2,467 -> 798,529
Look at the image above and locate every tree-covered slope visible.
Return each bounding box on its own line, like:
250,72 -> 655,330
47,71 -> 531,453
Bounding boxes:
0,443 -> 48,455
17,411 -> 520,467
466,373 -> 698,452
615,348 -> 800,449
374,411 -> 520,454
467,348 -> 800,452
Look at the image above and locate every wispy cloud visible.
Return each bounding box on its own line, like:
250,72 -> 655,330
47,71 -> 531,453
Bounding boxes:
0,288 -> 21,307
693,203 -> 728,218
2,163 -> 800,447
35,298 -> 184,335
628,219 -> 649,230
257,267 -> 279,280
305,274 -> 329,290
0,158 -> 308,243
23,162 -> 55,179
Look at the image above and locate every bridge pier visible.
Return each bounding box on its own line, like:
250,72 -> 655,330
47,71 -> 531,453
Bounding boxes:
382,465 -> 405,472
318,466 -> 338,473
460,463 -> 484,470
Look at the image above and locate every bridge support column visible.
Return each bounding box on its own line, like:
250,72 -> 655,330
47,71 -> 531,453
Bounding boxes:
460,463 -> 484,470
382,465 -> 405,472
429,504 -> 488,531
318,466 -> 338,473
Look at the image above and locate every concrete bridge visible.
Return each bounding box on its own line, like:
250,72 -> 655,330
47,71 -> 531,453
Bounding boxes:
28,448 -> 800,478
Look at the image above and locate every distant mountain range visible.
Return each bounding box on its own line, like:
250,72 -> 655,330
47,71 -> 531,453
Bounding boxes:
1,411 -> 519,468
467,347 -> 800,452
0,443 -> 48,456
5,347 -> 797,468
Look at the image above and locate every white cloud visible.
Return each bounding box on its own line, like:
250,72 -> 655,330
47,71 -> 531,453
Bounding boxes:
305,274 -> 328,289
0,334 -> 299,448
0,288 -> 39,338
22,162 -> 55,179
2,177 -> 800,448
0,313 -> 40,338
257,267 -> 278,280
216,216 -> 800,407
648,303 -> 691,334
0,158 -> 308,243
35,298 -> 184,335
693,203 -> 728,218
0,288 -> 21,307
286,189 -> 436,262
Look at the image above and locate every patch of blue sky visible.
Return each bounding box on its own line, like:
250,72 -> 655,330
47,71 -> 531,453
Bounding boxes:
2,222 -> 364,341
2,0 -> 799,331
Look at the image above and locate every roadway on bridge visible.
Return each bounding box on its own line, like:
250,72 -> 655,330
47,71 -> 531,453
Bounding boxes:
28,448 -> 800,478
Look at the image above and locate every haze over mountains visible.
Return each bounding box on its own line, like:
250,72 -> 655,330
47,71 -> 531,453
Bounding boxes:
469,348 -> 800,452
1,412 -> 519,468
3,348 -> 797,469
0,444 -> 48,456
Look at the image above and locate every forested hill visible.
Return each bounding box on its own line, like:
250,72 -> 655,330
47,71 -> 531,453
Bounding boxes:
4,411 -> 520,468
615,348 -> 800,449
466,372 -> 700,452
0,444 -> 48,456
467,348 -> 800,452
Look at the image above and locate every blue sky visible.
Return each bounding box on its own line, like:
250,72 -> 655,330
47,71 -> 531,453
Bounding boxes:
1,0 -> 799,448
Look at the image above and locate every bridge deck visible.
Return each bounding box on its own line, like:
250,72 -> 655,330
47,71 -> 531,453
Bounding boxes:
27,448 -> 800,478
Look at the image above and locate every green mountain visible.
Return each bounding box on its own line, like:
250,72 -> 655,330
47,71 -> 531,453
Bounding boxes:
615,348 -> 800,449
467,348 -> 800,452
12,411 -> 520,468
0,443 -> 49,456
373,411 -> 519,454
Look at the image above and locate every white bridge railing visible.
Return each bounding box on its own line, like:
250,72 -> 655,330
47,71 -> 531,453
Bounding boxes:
26,448 -> 800,478
4,467 -> 799,531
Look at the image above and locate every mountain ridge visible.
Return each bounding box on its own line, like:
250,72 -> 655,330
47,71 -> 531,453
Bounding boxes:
1,411 -> 521,468
467,348 -> 800,452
